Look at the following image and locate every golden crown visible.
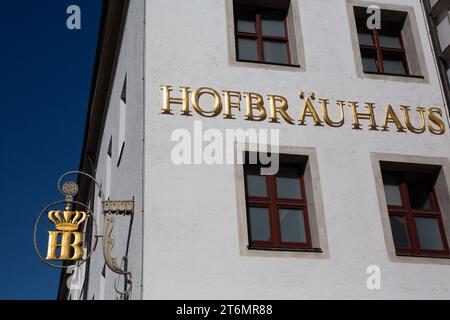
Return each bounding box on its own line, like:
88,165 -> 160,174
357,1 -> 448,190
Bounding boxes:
48,205 -> 88,231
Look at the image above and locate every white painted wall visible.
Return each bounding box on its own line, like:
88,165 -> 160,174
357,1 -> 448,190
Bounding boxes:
69,0 -> 145,300
143,0 -> 450,299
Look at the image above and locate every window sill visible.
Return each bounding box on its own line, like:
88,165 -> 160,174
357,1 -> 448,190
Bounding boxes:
363,71 -> 424,79
248,246 -> 323,253
396,252 -> 450,259
236,59 -> 301,68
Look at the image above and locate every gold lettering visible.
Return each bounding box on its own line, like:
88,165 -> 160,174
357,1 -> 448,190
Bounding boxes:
428,107 -> 446,135
192,87 -> 222,117
46,231 -> 84,261
299,98 -> 324,126
222,90 -> 241,119
160,85 -> 191,115
401,106 -> 426,134
244,92 -> 267,121
381,105 -> 406,132
348,102 -> 378,130
321,99 -> 345,127
160,85 -> 447,136
268,95 -> 295,124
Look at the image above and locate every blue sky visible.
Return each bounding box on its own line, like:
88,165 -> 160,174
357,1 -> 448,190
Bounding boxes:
0,1 -> 102,299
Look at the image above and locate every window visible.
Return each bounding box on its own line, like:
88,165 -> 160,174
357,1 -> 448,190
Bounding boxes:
356,12 -> 408,75
244,159 -> 316,250
234,1 -> 293,66
381,165 -> 450,257
351,5 -> 426,79
105,137 -> 113,200
118,76 -> 126,166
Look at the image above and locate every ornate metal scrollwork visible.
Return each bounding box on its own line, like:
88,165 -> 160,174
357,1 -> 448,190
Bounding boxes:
103,203 -> 133,296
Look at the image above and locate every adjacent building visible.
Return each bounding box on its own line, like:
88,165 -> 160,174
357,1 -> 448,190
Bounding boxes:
424,0 -> 450,107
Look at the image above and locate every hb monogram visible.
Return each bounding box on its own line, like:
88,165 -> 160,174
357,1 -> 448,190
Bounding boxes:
46,206 -> 87,261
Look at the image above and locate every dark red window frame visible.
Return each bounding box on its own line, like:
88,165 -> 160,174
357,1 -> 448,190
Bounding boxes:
385,172 -> 450,257
234,5 -> 292,66
357,19 -> 411,76
244,164 -> 314,250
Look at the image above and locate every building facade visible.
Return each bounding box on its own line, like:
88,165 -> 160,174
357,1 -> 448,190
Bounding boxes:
60,0 -> 450,300
424,0 -> 450,107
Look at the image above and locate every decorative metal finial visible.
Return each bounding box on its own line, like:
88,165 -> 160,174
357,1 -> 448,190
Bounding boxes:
62,180 -> 79,209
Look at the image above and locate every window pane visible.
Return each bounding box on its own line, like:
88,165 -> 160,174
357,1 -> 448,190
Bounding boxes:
358,32 -> 373,46
237,38 -> 258,61
361,49 -> 378,73
237,19 -> 255,33
379,34 -> 402,49
415,217 -> 444,251
362,57 -> 378,72
246,175 -> 267,197
382,174 -> 402,206
276,167 -> 302,199
405,173 -> 433,210
249,207 -> 271,241
389,215 -> 411,248
382,54 -> 407,75
261,19 -> 286,37
263,41 -> 289,64
279,209 -> 307,243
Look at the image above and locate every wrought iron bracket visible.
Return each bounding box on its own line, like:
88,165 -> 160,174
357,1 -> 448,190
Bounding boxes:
102,213 -> 133,297
102,199 -> 134,296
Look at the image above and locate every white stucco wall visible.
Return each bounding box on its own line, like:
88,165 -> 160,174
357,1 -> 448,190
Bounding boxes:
72,0 -> 145,300
142,0 -> 450,299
